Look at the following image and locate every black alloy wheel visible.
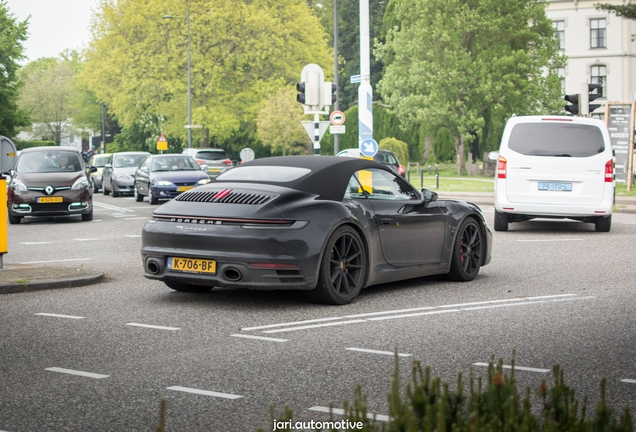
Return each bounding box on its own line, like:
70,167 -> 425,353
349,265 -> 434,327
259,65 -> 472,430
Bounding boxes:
447,217 -> 483,282
306,226 -> 366,305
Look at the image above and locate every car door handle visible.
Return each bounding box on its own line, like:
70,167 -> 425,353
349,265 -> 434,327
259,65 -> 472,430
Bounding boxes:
380,218 -> 392,225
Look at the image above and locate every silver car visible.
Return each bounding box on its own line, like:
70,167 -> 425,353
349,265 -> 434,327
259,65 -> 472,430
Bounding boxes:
102,151 -> 150,197
182,148 -> 233,178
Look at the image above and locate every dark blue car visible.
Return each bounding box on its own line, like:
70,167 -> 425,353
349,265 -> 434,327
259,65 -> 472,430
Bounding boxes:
133,154 -> 211,204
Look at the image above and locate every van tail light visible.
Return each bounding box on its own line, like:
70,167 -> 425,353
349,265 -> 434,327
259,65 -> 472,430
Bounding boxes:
497,156 -> 507,179
222,159 -> 233,166
398,164 -> 405,175
605,159 -> 613,182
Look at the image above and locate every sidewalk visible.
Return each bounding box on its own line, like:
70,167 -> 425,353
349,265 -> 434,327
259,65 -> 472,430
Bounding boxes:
0,263 -> 105,294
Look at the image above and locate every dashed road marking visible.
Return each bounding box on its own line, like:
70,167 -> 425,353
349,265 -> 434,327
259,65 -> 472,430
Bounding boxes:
517,238 -> 583,242
473,362 -> 550,373
346,347 -> 411,357
166,386 -> 242,399
46,367 -> 109,379
36,313 -> 85,320
262,319 -> 367,334
309,406 -> 389,422
126,323 -> 180,331
621,379 -> 636,384
230,334 -> 288,342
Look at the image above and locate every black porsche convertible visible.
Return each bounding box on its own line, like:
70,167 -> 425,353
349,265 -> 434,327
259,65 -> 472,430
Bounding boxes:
141,156 -> 492,304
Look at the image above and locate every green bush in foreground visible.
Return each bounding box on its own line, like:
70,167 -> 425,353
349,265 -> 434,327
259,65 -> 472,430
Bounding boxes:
259,354 -> 633,432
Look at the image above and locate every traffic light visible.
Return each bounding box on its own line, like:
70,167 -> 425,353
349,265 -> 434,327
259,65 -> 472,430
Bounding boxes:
330,83 -> 337,104
321,82 -> 337,107
296,82 -> 306,104
588,82 -> 602,113
564,93 -> 579,115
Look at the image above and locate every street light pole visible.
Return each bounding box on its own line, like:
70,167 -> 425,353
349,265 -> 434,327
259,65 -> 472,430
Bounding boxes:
163,9 -> 193,148
186,6 -> 192,148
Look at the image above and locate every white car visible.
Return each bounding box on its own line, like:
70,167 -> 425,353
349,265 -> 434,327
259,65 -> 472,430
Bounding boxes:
491,115 -> 614,232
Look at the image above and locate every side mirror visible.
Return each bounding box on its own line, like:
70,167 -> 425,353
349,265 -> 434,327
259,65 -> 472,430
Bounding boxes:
487,151 -> 499,161
421,188 -> 438,205
89,166 -> 98,174
200,164 -> 208,172
105,163 -> 112,169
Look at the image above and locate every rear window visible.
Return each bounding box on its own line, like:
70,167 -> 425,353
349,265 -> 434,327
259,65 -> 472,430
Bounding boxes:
195,151 -> 227,161
508,123 -> 605,157
216,166 -> 310,182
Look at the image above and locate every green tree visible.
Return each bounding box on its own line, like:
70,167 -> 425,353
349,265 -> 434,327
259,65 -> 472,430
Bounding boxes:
19,59 -> 76,145
257,87 -> 310,156
82,0 -> 333,150
596,3 -> 636,20
377,0 -> 565,175
0,1 -> 30,137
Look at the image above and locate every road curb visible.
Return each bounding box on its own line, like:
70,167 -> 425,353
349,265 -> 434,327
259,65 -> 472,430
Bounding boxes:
0,272 -> 106,295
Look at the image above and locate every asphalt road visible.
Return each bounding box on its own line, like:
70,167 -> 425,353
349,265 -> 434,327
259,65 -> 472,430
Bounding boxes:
1,193 -> 636,432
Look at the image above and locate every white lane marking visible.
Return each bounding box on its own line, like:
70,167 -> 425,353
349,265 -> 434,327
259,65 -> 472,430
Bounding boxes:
20,241 -> 54,245
230,334 -> 288,342
517,238 -> 583,242
45,367 -> 109,379
20,258 -> 92,264
621,379 -> 636,383
93,202 -> 134,212
166,386 -> 242,399
125,234 -> 142,238
346,348 -> 411,357
473,363 -> 550,373
242,317 -> 345,331
35,313 -> 85,320
123,217 -> 148,220
244,294 -> 591,334
73,238 -> 107,242
263,319 -> 367,334
112,213 -> 134,217
126,323 -> 180,331
91,219 -> 103,222
309,406 -> 389,422
440,294 -> 575,308
243,295 -> 576,332
368,309 -> 461,321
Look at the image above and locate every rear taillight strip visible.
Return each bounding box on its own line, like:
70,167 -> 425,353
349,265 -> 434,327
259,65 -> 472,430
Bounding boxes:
605,159 -> 613,182
497,156 -> 507,179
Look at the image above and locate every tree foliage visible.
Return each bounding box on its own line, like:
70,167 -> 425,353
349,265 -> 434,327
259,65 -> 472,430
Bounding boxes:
377,0 -> 565,174
596,3 -> 636,20
257,87 -> 310,156
0,1 -> 30,137
19,59 -> 76,145
82,0 -> 333,150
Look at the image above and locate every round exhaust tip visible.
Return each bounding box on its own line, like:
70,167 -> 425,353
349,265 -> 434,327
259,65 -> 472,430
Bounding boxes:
147,259 -> 161,275
223,267 -> 242,282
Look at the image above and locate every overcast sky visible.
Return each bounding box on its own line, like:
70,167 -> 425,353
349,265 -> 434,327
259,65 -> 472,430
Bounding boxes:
6,0 -> 100,64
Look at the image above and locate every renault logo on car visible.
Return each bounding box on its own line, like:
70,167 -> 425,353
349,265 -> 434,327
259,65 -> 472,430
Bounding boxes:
44,185 -> 54,195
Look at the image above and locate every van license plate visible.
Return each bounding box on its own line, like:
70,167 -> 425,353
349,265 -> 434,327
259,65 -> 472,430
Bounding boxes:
168,257 -> 216,274
538,182 -> 572,191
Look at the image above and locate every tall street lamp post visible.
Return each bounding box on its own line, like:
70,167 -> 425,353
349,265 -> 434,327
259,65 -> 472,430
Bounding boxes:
163,7 -> 193,148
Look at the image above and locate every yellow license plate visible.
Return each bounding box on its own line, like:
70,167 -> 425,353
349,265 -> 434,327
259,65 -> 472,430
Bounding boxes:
169,257 -> 216,274
38,196 -> 63,203
208,167 -> 221,172
177,186 -> 194,192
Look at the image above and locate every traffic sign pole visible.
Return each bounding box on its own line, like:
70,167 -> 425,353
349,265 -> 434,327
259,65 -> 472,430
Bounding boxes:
358,0 -> 373,157
0,136 -> 17,269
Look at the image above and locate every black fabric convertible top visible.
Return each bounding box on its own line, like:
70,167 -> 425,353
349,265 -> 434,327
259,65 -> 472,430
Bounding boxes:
220,155 -> 391,200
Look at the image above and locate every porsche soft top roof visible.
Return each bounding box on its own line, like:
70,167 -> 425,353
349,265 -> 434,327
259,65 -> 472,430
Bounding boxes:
218,155 -> 393,200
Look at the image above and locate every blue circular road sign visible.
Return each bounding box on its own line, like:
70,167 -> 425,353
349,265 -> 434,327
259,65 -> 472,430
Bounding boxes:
360,138 -> 378,157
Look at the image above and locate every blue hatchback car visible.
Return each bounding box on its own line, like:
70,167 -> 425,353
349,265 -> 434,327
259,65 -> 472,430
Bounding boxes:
133,154 -> 211,204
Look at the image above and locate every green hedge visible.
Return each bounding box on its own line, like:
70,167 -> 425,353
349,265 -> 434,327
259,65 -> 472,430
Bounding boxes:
257,354 -> 633,432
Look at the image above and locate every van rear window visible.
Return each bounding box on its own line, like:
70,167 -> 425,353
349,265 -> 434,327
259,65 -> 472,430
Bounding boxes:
508,123 -> 604,157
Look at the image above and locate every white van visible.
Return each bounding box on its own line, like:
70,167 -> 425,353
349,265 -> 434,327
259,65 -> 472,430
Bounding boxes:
491,115 -> 614,232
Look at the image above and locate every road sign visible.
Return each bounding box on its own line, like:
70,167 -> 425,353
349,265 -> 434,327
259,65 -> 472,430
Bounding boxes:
0,136 -> 17,172
240,147 -> 255,163
302,121 -> 331,143
330,125 -> 345,134
157,133 -> 168,151
350,75 -> 361,83
330,111 -> 345,126
360,138 -> 378,157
